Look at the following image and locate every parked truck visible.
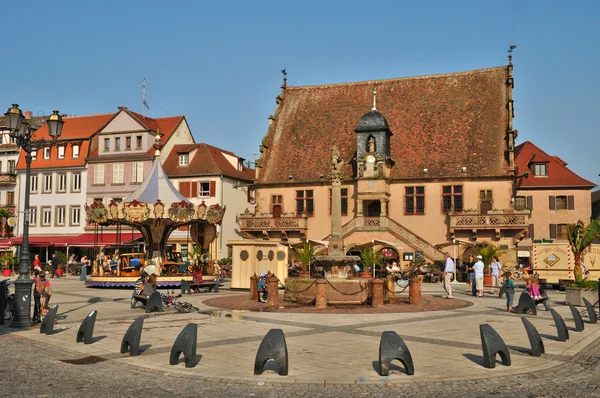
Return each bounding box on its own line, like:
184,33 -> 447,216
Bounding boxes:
531,243 -> 600,288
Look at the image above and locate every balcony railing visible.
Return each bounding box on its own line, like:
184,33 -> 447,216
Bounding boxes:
240,215 -> 308,232
449,211 -> 530,230
0,173 -> 17,185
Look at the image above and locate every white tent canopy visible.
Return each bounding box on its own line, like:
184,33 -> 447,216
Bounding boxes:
124,160 -> 190,204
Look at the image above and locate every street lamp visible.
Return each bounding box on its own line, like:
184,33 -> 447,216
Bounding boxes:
4,104 -> 63,328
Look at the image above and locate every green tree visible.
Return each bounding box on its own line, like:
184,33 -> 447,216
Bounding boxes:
567,220 -> 600,282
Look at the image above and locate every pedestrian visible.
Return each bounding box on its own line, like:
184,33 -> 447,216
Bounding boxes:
490,256 -> 502,294
214,262 -> 222,280
526,277 -> 542,301
34,271 -> 52,321
257,273 -> 268,303
503,272 -> 516,312
33,254 -> 42,274
79,255 -> 90,281
466,254 -> 475,294
472,255 -> 485,297
50,253 -> 59,278
442,252 -> 455,299
134,271 -> 149,295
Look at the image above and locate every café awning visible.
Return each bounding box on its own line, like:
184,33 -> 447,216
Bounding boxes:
9,233 -> 143,248
62,233 -> 143,247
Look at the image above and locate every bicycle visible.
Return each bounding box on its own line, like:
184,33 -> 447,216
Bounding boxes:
162,289 -> 199,313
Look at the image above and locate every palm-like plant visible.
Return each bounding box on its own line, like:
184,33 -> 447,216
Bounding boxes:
567,220 -> 600,282
478,243 -> 504,274
293,242 -> 317,270
359,247 -> 383,272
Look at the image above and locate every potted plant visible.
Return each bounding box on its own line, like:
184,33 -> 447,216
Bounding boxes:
478,243 -> 504,287
2,256 -> 12,277
359,247 -> 382,278
565,220 -> 600,306
293,242 -> 317,277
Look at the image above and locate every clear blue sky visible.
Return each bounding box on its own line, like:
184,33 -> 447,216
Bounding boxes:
2,0 -> 599,187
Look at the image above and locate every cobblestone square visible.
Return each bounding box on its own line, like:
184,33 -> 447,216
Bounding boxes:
1,277 -> 599,397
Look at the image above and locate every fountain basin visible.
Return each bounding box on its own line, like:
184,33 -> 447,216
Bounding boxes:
284,277 -> 370,305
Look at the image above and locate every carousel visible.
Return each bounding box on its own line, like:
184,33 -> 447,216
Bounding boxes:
85,143 -> 225,288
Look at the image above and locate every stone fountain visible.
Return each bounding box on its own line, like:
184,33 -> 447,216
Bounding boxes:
284,146 -> 367,305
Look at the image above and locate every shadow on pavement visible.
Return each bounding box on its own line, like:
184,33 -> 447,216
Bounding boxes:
91,335 -> 107,343
539,333 -> 560,341
462,353 -> 486,366
507,345 -> 532,355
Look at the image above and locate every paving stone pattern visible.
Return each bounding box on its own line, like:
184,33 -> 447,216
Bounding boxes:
0,278 -> 599,397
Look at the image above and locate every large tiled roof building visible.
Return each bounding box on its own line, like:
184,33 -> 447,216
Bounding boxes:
241,61 -> 553,266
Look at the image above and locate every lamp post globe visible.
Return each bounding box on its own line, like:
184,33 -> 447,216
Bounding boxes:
4,104 -> 24,132
47,110 -> 64,138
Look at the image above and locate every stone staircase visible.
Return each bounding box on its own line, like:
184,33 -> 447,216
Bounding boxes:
332,216 -> 445,262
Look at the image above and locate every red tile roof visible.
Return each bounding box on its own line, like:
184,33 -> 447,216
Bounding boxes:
17,109 -> 187,169
515,141 -> 595,188
257,67 -> 512,184
163,143 -> 254,181
17,114 -> 113,170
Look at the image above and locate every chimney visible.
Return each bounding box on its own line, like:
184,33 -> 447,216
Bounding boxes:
25,111 -> 33,119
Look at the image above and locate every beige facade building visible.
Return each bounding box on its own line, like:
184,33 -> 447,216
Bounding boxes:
514,141 -> 595,262
240,62 -> 535,268
163,143 -> 255,261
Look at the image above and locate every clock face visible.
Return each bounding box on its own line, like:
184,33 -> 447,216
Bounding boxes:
367,180 -> 376,188
366,155 -> 376,163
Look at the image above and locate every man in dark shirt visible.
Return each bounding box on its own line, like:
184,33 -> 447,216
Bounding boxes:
51,253 -> 59,278
466,254 -> 476,295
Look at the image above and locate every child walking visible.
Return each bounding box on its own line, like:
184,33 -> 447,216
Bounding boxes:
503,272 -> 516,313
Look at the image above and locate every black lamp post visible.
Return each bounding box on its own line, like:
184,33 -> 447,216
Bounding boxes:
4,104 -> 63,328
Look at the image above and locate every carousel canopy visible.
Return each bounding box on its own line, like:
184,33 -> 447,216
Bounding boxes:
124,160 -> 190,204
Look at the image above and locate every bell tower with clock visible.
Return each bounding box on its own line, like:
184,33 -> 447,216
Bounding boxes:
355,91 -> 394,179
354,91 -> 395,218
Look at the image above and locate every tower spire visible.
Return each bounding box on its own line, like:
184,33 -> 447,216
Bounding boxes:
281,68 -> 287,89
372,90 -> 377,111
508,44 -> 517,65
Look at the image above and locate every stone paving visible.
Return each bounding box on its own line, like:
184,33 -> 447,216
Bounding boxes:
1,276 -> 599,397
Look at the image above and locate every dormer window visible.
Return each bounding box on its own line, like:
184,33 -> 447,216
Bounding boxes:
238,160 -> 243,171
72,144 -> 80,159
179,154 -> 188,166
57,146 -> 65,159
533,163 -> 548,177
43,147 -> 50,160
104,138 -> 110,151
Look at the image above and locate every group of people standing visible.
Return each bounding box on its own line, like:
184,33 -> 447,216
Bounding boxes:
442,253 -> 503,299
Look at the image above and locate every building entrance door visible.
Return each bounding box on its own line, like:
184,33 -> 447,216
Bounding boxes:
479,201 -> 492,214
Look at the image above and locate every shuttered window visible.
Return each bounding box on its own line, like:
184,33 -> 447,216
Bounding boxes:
112,164 -> 124,184
549,195 -> 574,210
94,165 -> 105,185
178,181 -> 199,198
131,162 -> 144,183
528,224 -> 535,239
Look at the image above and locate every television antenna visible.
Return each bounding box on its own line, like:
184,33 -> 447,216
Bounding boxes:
141,78 -> 150,118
